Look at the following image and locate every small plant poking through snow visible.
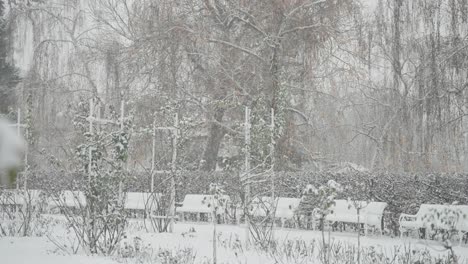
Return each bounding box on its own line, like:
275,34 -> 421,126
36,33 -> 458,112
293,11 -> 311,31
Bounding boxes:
205,183 -> 228,264
301,180 -> 343,264
181,227 -> 197,238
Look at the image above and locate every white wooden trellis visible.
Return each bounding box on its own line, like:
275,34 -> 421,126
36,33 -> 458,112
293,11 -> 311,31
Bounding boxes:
244,106 -> 251,247
150,113 -> 179,233
86,98 -> 128,203
7,108 -> 28,190
270,108 -> 275,237
243,107 -> 276,245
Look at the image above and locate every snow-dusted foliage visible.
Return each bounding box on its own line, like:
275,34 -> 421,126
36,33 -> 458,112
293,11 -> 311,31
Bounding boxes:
55,98 -> 133,255
207,183 -> 228,217
301,180 -> 343,223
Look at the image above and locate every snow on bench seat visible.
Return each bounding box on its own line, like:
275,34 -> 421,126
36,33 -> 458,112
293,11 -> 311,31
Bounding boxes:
400,204 -> 468,243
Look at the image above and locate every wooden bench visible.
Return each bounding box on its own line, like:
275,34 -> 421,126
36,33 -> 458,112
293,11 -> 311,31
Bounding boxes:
313,200 -> 387,235
400,204 -> 468,243
177,194 -> 229,222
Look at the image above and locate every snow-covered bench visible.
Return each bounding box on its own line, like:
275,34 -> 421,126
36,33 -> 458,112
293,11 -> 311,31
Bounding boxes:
398,204 -> 436,237
400,204 -> 468,243
177,194 -> 229,222
314,200 -> 387,235
124,192 -> 162,218
249,197 -> 301,228
0,189 -> 45,214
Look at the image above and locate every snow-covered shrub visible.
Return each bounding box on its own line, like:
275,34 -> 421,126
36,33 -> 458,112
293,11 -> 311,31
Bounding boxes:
154,248 -> 197,264
73,99 -> 132,255
118,234 -> 135,258
206,183 -> 229,221
126,219 -> 146,232
301,180 -> 342,230
43,98 -> 133,255
300,180 -> 343,264
268,238 -> 317,264
29,213 -> 61,237
46,225 -> 81,255
118,243 -> 196,264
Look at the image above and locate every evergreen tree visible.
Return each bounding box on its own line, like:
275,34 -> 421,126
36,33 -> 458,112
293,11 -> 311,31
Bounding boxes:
0,0 -> 20,114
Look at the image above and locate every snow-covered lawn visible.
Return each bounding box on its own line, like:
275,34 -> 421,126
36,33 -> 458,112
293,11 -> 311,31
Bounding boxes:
1,221 -> 467,264
0,236 -> 116,264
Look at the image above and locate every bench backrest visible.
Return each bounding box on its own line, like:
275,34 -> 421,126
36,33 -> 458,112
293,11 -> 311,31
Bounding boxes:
365,202 -> 387,226
417,204 -> 460,229
414,204 -> 433,222
329,200 -> 386,225
365,202 -> 387,216
331,200 -> 363,216
182,194 -> 212,209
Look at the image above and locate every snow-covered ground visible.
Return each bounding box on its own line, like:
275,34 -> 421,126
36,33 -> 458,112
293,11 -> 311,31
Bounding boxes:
0,236 -> 116,264
1,220 -> 467,264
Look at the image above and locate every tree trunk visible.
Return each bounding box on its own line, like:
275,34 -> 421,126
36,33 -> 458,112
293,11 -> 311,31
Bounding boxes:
201,106 -> 226,171
391,0 -> 402,169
